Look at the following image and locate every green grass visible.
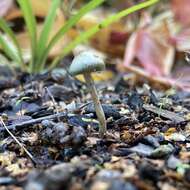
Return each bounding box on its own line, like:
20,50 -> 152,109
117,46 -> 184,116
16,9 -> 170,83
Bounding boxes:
38,0 -> 105,72
0,18 -> 24,68
17,0 -> 37,72
0,0 -> 159,74
50,0 -> 160,69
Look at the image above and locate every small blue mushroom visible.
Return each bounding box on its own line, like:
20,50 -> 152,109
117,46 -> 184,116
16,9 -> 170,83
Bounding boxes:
69,51 -> 106,137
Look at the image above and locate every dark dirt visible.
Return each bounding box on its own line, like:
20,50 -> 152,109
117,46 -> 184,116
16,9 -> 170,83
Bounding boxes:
0,64 -> 190,190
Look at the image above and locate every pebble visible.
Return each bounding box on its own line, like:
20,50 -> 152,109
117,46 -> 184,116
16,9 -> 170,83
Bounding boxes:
108,180 -> 137,190
167,155 -> 181,169
150,144 -> 174,158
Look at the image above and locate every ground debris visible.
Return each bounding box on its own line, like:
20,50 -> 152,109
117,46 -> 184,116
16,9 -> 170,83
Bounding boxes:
0,56 -> 189,190
143,104 -> 186,123
41,122 -> 87,148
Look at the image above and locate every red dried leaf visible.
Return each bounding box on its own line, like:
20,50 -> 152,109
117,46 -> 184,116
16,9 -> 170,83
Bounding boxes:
135,30 -> 165,76
118,64 -> 190,91
171,0 -> 190,27
124,28 -> 174,76
109,31 -> 128,45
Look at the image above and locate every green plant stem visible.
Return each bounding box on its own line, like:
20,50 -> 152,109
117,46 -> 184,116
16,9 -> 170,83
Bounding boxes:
0,35 -> 21,66
0,19 -> 25,70
35,0 -> 61,73
17,0 -> 37,73
50,0 -> 159,69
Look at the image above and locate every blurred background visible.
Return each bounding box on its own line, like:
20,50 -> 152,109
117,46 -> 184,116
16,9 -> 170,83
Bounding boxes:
0,0 -> 190,90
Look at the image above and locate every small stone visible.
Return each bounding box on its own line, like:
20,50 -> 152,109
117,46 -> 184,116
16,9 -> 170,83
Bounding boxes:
169,133 -> 186,142
42,122 -> 86,148
130,143 -> 154,157
150,144 -> 174,158
139,163 -> 162,182
142,135 -> 160,148
96,170 -> 122,181
167,155 -> 181,169
41,120 -> 54,128
108,180 -> 137,190
51,68 -> 67,82
113,143 -> 154,157
184,168 -> 190,182
25,163 -> 75,190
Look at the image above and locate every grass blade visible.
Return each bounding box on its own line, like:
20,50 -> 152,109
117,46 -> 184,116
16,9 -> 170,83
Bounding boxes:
17,0 -> 37,72
50,0 -> 159,69
36,0 -> 61,70
0,34 -> 21,66
39,0 -> 105,71
0,18 -> 25,68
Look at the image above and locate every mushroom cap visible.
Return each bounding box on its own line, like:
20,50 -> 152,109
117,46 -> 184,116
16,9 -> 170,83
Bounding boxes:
69,51 -> 105,76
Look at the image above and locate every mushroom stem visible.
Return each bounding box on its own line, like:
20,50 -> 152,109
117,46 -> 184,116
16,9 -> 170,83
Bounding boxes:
84,73 -> 106,136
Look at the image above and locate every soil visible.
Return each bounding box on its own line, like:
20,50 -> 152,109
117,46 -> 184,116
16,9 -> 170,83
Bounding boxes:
0,61 -> 190,190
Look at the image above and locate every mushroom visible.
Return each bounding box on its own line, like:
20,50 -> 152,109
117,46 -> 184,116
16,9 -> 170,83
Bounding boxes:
69,51 -> 106,137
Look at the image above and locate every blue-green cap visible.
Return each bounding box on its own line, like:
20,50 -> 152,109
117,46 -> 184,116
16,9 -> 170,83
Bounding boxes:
69,51 -> 105,76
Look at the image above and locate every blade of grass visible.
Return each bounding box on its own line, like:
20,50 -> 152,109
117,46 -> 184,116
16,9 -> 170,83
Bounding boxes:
36,0 -> 61,72
38,0 -> 105,71
50,0 -> 159,69
0,18 -> 25,68
17,0 -> 37,72
0,34 -> 22,66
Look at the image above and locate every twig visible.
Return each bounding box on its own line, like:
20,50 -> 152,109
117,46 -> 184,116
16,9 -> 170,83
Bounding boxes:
143,104 -> 186,123
45,86 -> 61,122
0,112 -> 68,132
0,117 -> 36,165
0,102 -> 92,133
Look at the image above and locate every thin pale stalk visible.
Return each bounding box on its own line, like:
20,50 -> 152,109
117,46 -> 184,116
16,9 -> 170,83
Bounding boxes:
84,73 -> 106,137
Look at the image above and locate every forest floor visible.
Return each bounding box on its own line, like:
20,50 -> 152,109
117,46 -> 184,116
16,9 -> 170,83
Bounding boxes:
0,60 -> 190,190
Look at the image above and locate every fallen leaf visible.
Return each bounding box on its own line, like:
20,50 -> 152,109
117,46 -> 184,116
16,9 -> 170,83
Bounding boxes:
117,63 -> 190,91
6,163 -> 26,176
0,0 -> 13,17
5,0 -> 51,20
124,16 -> 175,76
76,70 -> 114,82
160,183 -> 178,190
0,152 -> 16,166
171,0 -> 190,27
71,11 -> 129,57
30,0 -> 51,17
